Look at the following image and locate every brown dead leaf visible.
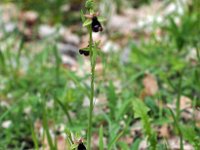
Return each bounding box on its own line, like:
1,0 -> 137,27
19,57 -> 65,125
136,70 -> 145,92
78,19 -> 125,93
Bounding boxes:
157,124 -> 171,139
141,73 -> 158,98
42,134 -> 69,150
43,135 -> 50,150
180,96 -> 192,110
95,63 -> 103,76
181,108 -> 193,121
34,119 -> 42,134
57,135 -> 69,150
120,136 -> 133,145
194,109 -> 200,128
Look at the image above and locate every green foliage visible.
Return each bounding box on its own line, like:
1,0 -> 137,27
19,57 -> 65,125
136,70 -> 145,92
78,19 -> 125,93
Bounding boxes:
118,141 -> 129,150
133,99 -> 157,149
42,106 -> 56,150
83,19 -> 92,27
106,81 -> 117,119
85,0 -> 94,10
108,130 -> 124,150
180,124 -> 200,149
0,0 -> 200,149
99,125 -> 104,150
164,0 -> 200,51
169,108 -> 184,150
131,0 -> 152,8
131,138 -> 142,150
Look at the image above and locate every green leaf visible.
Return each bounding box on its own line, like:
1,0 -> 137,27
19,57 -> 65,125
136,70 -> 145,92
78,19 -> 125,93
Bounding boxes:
98,16 -> 106,22
106,81 -> 117,119
116,98 -> 131,121
31,124 -> 39,150
85,0 -> 94,9
131,138 -> 141,150
70,144 -> 78,150
83,19 -> 92,27
65,129 -> 74,145
133,98 -> 150,119
99,125 -> 104,150
91,45 -> 97,66
54,97 -> 72,125
118,142 -> 129,150
42,107 -> 55,150
0,49 -> 5,69
132,99 -> 157,149
80,10 -> 85,22
108,131 -> 124,150
180,124 -> 197,144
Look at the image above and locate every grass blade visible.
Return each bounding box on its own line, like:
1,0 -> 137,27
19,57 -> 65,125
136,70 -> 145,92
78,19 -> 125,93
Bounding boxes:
99,125 -> 104,150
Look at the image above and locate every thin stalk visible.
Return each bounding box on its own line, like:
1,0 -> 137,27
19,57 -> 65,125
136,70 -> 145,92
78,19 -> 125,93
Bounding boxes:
53,45 -> 61,83
175,72 -> 183,150
55,97 -> 72,125
176,73 -> 182,121
195,44 -> 200,63
87,27 -> 94,150
169,108 -> 183,150
16,38 -> 24,70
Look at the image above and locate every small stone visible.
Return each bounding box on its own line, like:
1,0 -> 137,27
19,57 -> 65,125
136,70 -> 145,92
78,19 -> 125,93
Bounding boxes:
61,55 -> 77,67
2,120 -> 12,128
102,41 -> 120,53
61,30 -> 80,45
4,22 -> 16,32
38,25 -> 56,38
57,43 -> 78,58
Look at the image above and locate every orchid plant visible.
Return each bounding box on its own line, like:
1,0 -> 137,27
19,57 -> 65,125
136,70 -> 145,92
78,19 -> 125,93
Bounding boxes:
79,0 -> 106,149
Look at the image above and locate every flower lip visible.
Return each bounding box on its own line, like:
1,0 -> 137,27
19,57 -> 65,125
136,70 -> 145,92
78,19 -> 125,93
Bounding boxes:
79,49 -> 90,56
77,142 -> 86,150
92,16 -> 103,32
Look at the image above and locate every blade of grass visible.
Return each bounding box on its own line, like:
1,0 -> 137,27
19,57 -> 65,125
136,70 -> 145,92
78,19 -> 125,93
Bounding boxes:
99,125 -> 104,150
16,38 -> 24,70
0,49 -> 6,72
0,98 -> 23,123
176,72 -> 183,122
66,71 -> 90,98
54,97 -> 72,125
108,130 -> 124,150
52,45 -> 61,83
168,108 -> 183,150
31,123 -> 39,150
42,105 -> 56,150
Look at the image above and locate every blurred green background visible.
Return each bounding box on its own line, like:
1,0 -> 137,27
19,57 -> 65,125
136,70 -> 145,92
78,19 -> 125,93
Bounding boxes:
0,0 -> 200,149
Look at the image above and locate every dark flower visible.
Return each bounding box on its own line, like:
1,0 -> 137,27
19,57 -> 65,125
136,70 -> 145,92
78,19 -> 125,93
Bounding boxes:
92,17 -> 103,32
77,142 -> 86,150
79,49 -> 90,56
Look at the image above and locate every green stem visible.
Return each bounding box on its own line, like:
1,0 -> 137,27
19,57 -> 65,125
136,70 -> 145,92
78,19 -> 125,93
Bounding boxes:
175,72 -> 183,150
195,44 -> 200,63
169,108 -> 183,150
176,72 -> 182,121
16,38 -> 24,70
87,27 -> 94,150
53,45 -> 60,83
